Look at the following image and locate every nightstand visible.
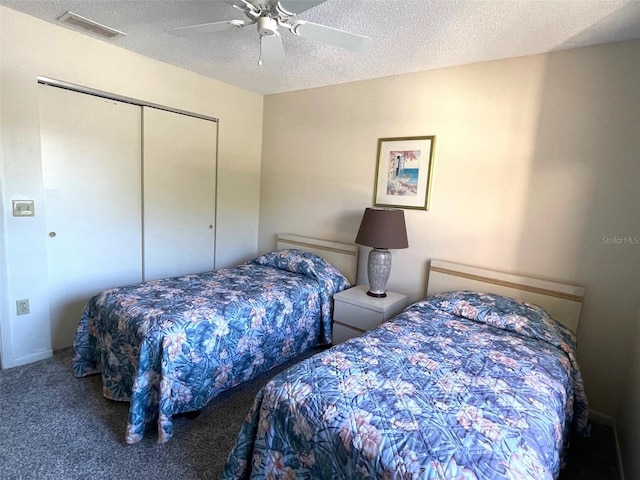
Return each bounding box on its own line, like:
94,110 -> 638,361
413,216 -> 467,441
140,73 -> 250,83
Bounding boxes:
332,285 -> 408,344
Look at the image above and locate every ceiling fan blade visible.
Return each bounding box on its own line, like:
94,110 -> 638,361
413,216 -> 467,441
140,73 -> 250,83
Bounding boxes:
277,0 -> 327,15
259,33 -> 285,65
225,0 -> 259,14
167,19 -> 246,37
291,20 -> 370,50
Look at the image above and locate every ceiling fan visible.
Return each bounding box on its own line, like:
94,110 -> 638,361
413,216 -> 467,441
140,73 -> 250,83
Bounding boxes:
166,0 -> 370,65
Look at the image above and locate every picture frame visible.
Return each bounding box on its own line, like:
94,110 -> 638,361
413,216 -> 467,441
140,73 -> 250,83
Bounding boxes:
373,135 -> 436,210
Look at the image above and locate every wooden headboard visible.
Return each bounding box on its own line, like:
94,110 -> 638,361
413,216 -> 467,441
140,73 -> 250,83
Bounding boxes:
276,234 -> 358,286
427,260 -> 585,333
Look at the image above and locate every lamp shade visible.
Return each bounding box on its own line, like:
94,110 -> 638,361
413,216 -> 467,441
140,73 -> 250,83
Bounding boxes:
355,208 -> 408,249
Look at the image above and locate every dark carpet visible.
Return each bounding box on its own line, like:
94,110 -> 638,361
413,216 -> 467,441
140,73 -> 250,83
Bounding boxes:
0,348 -> 621,479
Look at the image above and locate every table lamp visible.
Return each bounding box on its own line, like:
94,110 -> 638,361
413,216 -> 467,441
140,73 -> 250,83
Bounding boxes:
355,207 -> 408,297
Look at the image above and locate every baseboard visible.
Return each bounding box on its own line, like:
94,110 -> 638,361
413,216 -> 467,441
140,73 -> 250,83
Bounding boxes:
589,409 -> 625,480
589,409 -> 614,426
5,348 -> 53,369
613,420 -> 625,480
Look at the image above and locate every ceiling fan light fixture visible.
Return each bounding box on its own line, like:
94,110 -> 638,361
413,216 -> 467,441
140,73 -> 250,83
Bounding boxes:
257,16 -> 278,36
167,0 -> 369,65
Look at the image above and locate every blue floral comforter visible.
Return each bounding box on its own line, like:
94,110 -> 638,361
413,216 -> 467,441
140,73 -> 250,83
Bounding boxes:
72,249 -> 350,444
222,291 -> 589,480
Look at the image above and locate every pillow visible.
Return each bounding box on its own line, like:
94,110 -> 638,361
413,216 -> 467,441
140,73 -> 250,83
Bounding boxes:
426,290 -> 577,349
251,249 -> 349,289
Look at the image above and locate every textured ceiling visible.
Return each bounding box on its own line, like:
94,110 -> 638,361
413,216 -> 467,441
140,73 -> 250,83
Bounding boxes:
3,0 -> 640,95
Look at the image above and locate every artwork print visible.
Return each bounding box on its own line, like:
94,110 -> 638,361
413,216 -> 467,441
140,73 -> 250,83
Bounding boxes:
387,150 -> 420,196
374,136 -> 435,210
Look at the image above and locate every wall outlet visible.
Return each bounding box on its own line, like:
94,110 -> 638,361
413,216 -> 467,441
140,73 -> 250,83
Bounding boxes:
16,299 -> 30,315
12,200 -> 35,217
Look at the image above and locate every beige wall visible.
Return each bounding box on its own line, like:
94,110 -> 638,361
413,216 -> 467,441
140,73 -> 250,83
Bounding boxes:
0,6 -> 263,367
259,39 -> 640,478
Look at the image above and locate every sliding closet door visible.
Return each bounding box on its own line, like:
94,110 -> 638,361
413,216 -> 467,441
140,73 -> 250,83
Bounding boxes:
142,107 -> 217,281
40,85 -> 143,350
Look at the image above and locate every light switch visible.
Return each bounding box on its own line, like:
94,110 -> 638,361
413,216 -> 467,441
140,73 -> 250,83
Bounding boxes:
12,200 -> 35,217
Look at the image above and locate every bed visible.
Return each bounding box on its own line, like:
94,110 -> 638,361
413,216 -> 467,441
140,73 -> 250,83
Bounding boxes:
221,260 -> 590,480
72,234 -> 357,444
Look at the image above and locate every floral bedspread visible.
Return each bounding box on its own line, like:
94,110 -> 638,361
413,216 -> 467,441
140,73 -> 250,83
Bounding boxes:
72,249 -> 350,444
222,291 -> 589,480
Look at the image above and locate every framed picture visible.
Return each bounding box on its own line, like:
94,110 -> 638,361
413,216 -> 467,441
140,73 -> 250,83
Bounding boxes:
374,136 -> 436,210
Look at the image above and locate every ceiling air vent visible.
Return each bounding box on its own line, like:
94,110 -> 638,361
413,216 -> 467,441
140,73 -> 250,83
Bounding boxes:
57,11 -> 126,39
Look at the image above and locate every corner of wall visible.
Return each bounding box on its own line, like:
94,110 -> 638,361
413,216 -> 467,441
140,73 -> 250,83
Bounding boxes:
589,410 -> 625,480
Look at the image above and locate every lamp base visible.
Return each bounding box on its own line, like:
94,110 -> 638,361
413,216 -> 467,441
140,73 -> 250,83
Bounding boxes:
366,290 -> 387,298
366,248 -> 392,298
